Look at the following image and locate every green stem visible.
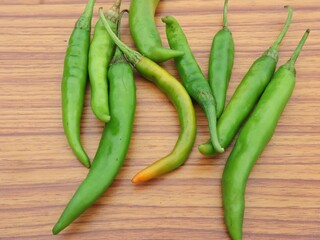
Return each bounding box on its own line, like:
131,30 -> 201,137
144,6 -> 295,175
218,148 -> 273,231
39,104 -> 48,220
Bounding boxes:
111,9 -> 129,63
105,0 -> 122,22
99,7 -> 142,65
287,29 -> 310,67
223,0 -> 229,27
117,10 -> 128,38
271,5 -> 293,49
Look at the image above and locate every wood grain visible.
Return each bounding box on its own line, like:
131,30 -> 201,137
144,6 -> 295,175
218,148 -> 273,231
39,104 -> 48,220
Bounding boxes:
0,0 -> 319,239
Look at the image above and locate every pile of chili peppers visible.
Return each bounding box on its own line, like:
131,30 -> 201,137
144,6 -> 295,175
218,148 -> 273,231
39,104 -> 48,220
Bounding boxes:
53,0 -> 310,238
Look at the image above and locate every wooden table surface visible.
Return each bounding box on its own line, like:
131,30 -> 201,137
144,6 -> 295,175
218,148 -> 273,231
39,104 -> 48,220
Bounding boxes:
1,0 -> 319,239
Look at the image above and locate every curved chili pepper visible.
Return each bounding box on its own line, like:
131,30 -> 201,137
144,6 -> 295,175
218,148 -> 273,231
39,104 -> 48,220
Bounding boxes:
88,0 -> 121,122
222,30 -> 309,240
53,11 -> 136,235
129,0 -> 184,62
209,0 -> 234,118
162,16 -> 223,153
61,0 -> 95,168
99,8 -> 197,183
198,6 -> 293,156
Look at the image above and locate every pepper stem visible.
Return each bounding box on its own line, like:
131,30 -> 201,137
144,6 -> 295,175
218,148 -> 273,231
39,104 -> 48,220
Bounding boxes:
106,0 -> 121,22
111,9 -> 129,63
99,8 -> 142,65
271,5 -> 293,49
117,10 -> 128,38
287,29 -> 310,67
223,0 -> 229,27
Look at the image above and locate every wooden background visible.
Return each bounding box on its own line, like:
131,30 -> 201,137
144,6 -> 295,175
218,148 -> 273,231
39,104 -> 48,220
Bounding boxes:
0,0 -> 319,239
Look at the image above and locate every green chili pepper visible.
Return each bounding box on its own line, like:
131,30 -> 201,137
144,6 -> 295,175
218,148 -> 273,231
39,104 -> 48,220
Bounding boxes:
129,0 -> 184,62
99,8 -> 197,183
61,0 -> 96,168
162,16 -> 223,153
222,30 -> 310,240
52,11 -> 136,235
88,0 -> 121,122
198,6 -> 293,156
209,0 -> 234,118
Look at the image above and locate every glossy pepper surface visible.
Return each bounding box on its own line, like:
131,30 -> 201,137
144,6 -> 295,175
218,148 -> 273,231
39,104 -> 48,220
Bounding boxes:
88,0 -> 121,122
162,15 -> 223,153
129,0 -> 184,62
61,0 -> 95,168
209,0 -> 234,118
53,11 -> 136,234
198,6 -> 293,155
100,8 -> 197,183
222,30 -> 309,240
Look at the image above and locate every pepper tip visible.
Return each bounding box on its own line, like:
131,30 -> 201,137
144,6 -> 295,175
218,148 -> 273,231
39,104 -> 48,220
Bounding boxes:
132,171 -> 150,183
99,114 -> 111,123
82,160 -> 91,169
52,224 -> 60,235
131,175 -> 140,183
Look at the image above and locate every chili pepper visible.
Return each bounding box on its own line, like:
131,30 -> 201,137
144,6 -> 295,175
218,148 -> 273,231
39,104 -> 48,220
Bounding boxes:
222,30 -> 310,240
162,16 -> 223,153
198,6 -> 293,156
61,0 -> 96,168
88,0 -> 121,122
209,0 -> 234,118
52,11 -> 136,235
129,0 -> 184,62
99,8 -> 197,183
